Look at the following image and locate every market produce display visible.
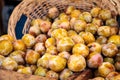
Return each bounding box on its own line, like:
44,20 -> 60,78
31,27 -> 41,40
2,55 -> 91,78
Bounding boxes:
0,6 -> 120,80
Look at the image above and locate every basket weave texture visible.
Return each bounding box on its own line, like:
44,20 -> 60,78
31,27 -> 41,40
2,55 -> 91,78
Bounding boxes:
8,0 -> 120,39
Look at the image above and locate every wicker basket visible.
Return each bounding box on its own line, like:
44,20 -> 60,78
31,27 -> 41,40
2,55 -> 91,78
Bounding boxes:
8,0 -> 120,39
4,0 -> 120,79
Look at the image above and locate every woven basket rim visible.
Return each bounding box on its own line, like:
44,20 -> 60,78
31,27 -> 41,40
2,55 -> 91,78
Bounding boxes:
8,0 -> 120,39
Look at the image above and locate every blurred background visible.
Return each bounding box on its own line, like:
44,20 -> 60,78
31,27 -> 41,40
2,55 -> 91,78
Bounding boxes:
0,0 -> 22,36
